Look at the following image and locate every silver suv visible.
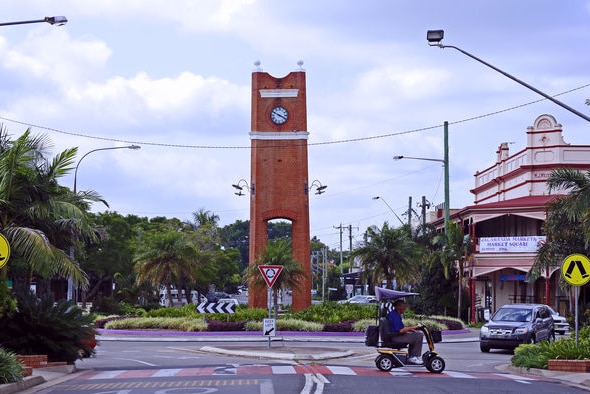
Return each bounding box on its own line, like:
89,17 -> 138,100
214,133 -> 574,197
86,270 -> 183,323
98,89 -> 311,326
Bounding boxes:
480,304 -> 554,352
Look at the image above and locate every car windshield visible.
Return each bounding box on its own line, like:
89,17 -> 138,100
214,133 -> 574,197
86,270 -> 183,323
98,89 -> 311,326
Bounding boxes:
492,308 -> 532,322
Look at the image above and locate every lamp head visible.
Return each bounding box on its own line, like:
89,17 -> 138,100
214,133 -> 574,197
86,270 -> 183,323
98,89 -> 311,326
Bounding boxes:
45,16 -> 68,26
128,145 -> 141,150
231,184 -> 243,191
392,156 -> 404,161
372,196 -> 380,200
315,185 -> 327,195
426,29 -> 444,46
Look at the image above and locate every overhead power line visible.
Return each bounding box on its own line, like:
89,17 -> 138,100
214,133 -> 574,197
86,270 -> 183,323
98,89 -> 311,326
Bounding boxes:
0,83 -> 588,149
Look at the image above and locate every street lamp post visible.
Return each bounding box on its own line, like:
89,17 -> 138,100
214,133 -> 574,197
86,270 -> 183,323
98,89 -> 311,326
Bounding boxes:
372,196 -> 405,226
426,29 -> 590,123
69,144 -> 140,301
73,145 -> 141,194
0,16 -> 68,27
393,120 -> 450,229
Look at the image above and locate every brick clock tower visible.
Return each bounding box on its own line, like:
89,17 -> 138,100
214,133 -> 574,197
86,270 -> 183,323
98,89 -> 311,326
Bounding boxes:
248,62 -> 311,312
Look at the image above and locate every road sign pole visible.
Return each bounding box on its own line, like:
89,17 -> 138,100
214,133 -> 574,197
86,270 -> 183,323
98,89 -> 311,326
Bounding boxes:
575,286 -> 579,345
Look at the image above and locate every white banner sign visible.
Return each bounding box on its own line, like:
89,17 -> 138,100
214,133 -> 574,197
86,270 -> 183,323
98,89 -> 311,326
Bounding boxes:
479,236 -> 546,253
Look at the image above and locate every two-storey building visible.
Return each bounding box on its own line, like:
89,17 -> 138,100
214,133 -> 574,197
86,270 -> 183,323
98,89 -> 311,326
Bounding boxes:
431,114 -> 590,322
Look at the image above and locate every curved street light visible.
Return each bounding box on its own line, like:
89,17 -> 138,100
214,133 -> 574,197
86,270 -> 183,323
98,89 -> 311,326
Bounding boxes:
231,179 -> 251,196
74,145 -> 141,193
372,196 -> 405,226
427,29 -> 590,123
0,16 -> 68,27
308,179 -> 328,195
393,150 -> 450,227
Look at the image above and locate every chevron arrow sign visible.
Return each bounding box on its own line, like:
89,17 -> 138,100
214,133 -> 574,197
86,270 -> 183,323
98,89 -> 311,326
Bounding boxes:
196,302 -> 236,314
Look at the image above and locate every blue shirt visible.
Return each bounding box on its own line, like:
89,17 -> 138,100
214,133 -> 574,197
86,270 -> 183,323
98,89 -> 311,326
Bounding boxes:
387,309 -> 404,334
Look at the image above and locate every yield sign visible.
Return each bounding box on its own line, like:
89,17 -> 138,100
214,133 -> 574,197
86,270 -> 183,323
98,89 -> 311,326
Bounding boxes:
258,265 -> 283,288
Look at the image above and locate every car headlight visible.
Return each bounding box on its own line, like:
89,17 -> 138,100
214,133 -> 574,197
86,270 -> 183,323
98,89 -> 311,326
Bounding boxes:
480,326 -> 489,335
514,328 -> 529,335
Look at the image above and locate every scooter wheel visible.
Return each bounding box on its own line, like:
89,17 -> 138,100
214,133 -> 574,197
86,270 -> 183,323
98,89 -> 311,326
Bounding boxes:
375,354 -> 394,372
425,356 -> 445,373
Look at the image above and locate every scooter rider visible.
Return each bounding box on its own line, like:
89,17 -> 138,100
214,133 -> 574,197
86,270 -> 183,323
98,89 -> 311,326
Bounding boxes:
386,299 -> 423,365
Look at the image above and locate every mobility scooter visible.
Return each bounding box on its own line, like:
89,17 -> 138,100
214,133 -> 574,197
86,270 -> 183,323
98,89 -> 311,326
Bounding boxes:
365,287 -> 446,373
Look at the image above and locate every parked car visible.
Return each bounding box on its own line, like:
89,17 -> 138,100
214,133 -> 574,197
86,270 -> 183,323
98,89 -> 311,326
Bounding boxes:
545,305 -> 569,335
338,295 -> 377,304
479,303 -> 554,352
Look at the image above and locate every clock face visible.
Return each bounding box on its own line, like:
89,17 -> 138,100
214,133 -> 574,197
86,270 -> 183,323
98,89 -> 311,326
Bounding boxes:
270,106 -> 289,125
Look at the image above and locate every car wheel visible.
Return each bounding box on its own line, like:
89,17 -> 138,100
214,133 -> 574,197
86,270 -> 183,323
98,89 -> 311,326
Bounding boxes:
527,336 -> 536,344
480,343 -> 490,353
557,331 -> 565,335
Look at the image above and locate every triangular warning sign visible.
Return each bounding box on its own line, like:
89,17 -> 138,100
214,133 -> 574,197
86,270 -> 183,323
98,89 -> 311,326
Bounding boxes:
258,265 -> 283,288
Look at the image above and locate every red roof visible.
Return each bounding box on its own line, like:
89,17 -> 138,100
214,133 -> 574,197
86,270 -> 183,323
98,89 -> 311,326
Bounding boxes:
468,195 -> 561,210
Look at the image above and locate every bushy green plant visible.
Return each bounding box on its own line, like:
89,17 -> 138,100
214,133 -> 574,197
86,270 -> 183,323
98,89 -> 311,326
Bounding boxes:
104,317 -> 207,331
512,342 -> 550,369
244,319 -> 323,332
511,337 -> 590,369
424,315 -> 465,330
148,304 -> 200,318
353,319 -> 375,332
0,288 -> 96,364
0,346 -> 24,384
289,302 -> 375,324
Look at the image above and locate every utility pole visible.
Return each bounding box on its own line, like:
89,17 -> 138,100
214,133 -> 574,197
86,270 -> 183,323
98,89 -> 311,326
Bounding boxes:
348,224 -> 359,270
408,196 -> 412,228
419,196 -> 431,230
334,224 -> 344,273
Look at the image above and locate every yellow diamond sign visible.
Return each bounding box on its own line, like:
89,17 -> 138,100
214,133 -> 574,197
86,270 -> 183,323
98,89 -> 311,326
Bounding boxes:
561,254 -> 590,286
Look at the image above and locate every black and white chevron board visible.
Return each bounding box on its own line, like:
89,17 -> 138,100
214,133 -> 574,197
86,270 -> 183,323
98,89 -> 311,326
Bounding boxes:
196,302 -> 236,314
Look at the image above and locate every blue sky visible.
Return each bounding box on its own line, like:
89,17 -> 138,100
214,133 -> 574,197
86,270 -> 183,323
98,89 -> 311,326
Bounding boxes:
0,1 -> 589,252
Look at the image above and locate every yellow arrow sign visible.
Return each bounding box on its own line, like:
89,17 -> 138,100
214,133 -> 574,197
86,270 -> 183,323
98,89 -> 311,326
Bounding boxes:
561,254 -> 590,286
0,234 -> 10,269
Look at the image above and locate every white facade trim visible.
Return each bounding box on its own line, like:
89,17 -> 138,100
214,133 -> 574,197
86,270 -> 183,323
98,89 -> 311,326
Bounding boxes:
259,89 -> 299,98
250,131 -> 309,140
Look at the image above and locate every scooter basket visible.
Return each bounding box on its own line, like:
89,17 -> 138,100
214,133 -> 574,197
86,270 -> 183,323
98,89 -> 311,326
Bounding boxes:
430,329 -> 442,343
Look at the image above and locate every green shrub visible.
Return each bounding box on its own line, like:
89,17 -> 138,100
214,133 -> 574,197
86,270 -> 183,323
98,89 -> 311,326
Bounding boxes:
148,304 -> 200,318
0,346 -> 24,384
425,315 -> 465,330
512,342 -> 549,369
511,337 -> 590,369
0,288 -> 96,364
353,319 -> 375,332
289,302 -> 375,324
104,317 -> 207,331
244,319 -> 323,332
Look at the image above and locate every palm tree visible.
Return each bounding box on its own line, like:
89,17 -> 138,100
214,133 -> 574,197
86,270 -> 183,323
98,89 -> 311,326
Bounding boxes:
0,129 -> 105,300
530,168 -> 590,280
243,238 -> 306,318
353,222 -> 422,290
431,221 -> 472,320
134,230 -> 198,306
189,208 -> 220,229
546,168 -> 590,245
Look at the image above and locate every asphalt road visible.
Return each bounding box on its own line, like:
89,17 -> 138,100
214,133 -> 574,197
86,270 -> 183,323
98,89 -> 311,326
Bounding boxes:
20,334 -> 583,394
